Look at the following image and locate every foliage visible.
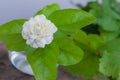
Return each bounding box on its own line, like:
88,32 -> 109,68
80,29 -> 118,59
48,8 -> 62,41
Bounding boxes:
1,0 -> 120,80
100,39 -> 120,79
0,3 -> 96,80
64,0 -> 120,80
64,30 -> 104,77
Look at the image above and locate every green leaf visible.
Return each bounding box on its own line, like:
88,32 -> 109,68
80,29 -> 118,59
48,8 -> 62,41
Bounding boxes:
99,39 -> 120,78
0,19 -> 27,34
89,1 -> 120,32
82,2 -> 100,12
102,0 -> 111,10
72,30 -> 89,47
71,30 -> 92,52
0,19 -> 27,51
112,2 -> 120,14
56,36 -> 84,66
48,9 -> 96,34
34,3 -> 60,17
101,0 -> 120,20
99,29 -> 119,42
97,16 -> 119,31
26,41 -> 59,80
65,51 -> 99,77
72,30 -> 105,52
64,30 -> 104,77
0,34 -> 26,51
88,34 -> 105,51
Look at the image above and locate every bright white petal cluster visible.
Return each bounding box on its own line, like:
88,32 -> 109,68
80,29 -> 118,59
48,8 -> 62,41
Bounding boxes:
22,14 -> 57,48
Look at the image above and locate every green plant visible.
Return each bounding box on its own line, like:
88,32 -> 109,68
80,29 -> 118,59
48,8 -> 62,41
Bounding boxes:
65,0 -> 120,80
0,3 -> 96,80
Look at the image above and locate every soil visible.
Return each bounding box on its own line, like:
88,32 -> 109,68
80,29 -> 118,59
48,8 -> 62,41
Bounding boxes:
0,42 -> 93,80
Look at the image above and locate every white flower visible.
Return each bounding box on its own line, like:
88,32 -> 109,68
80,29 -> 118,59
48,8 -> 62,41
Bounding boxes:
22,14 -> 57,48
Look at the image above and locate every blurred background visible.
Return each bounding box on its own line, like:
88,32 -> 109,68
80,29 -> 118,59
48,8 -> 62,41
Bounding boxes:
0,0 -> 102,24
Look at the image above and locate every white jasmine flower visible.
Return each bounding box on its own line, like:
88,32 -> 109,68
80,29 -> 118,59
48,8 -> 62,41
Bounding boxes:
22,14 -> 57,48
